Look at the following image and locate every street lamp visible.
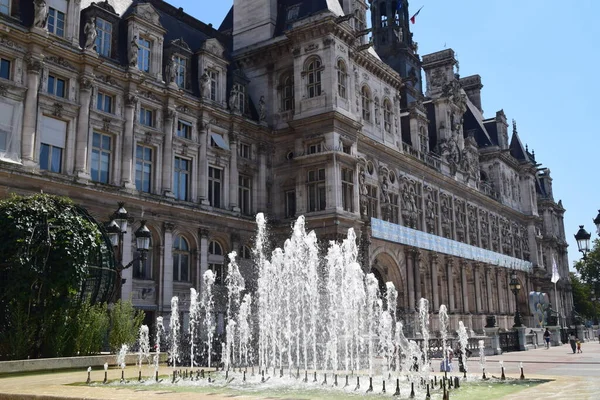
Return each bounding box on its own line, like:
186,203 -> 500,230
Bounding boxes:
107,202 -> 151,300
574,225 -> 591,259
509,270 -> 523,327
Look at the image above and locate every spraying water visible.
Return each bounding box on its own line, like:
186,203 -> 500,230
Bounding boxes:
224,251 -> 245,370
457,321 -> 469,374
138,325 -> 150,373
155,317 -> 164,374
201,270 -> 216,368
116,344 -> 128,370
169,297 -> 180,369
189,288 -> 200,368
238,293 -> 253,367
418,298 -> 431,380
439,305 -> 449,371
478,339 -> 486,375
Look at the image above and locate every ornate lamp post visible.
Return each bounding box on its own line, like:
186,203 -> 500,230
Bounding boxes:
509,270 -> 523,327
574,225 -> 592,259
106,202 -> 151,300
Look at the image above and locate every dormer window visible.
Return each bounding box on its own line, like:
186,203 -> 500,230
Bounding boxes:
95,18 -> 112,57
280,72 -> 294,111
138,37 -> 151,73
174,55 -> 187,88
48,7 -> 66,37
0,0 -> 10,15
209,69 -> 219,101
307,143 -> 322,154
232,83 -> 246,114
287,5 -> 300,21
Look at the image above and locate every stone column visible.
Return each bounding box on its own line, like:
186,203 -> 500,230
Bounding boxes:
431,253 -> 439,311
162,109 -> 175,197
486,267 -> 494,313
121,93 -> 138,189
74,76 -> 93,179
257,143 -> 268,212
229,133 -> 240,212
200,228 -> 209,291
446,256 -> 455,312
198,125 -> 209,204
461,261 -> 469,313
474,264 -> 482,313
406,248 -> 415,311
21,57 -> 44,166
415,249 -> 422,305
507,269 -> 514,316
496,268 -> 503,314
162,223 -> 175,312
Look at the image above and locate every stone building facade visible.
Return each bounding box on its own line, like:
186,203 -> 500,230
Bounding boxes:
0,0 -> 572,332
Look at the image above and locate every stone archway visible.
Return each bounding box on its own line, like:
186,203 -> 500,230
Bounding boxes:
371,250 -> 406,314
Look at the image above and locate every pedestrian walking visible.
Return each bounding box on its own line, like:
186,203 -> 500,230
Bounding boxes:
568,334 -> 577,354
543,328 -> 551,349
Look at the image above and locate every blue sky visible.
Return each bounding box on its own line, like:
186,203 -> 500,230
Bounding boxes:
172,0 -> 599,269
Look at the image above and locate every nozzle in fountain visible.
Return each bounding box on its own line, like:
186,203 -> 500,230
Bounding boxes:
409,382 -> 415,398
321,373 -> 327,385
354,376 -> 360,391
501,366 -> 506,380
86,367 -> 91,384
365,377 -> 373,393
393,378 -> 400,396
382,380 -> 386,394
426,383 -> 431,399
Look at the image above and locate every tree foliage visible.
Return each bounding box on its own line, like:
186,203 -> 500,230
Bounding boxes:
570,272 -> 596,321
0,193 -> 107,359
108,299 -> 145,352
574,238 -> 600,285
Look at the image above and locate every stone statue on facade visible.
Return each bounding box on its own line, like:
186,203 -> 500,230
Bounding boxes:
359,168 -> 368,217
129,36 -> 139,67
33,0 -> 48,29
200,71 -> 210,99
83,17 -> 97,51
440,132 -> 461,175
166,55 -> 177,84
258,96 -> 266,121
229,86 -> 238,111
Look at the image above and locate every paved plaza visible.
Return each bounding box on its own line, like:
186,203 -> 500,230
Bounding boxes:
0,341 -> 599,400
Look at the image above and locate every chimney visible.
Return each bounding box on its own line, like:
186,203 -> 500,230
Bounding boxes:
233,0 -> 277,51
422,49 -> 457,98
460,75 -> 483,113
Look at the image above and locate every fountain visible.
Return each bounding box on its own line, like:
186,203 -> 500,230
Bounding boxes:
457,321 -> 469,377
137,325 -> 150,380
88,213 -> 542,398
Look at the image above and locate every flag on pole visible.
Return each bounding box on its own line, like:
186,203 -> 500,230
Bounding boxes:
396,1 -> 402,11
551,256 -> 560,284
410,5 -> 424,24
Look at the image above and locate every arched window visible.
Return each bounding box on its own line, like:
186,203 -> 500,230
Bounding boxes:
239,245 -> 252,260
337,59 -> 347,99
383,99 -> 392,132
361,86 -> 371,122
134,236 -> 152,280
209,240 -> 225,285
173,235 -> 190,282
280,72 -> 294,111
305,57 -> 323,98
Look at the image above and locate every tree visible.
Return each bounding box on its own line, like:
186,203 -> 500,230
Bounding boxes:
573,238 -> 600,285
570,272 -> 596,322
108,299 -> 145,352
0,193 -> 115,359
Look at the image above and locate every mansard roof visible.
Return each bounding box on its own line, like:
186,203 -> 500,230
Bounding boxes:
463,98 -> 493,148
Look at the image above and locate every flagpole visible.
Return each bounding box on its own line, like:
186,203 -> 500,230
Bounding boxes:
554,281 -> 560,327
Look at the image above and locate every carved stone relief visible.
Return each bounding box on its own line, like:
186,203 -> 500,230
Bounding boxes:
440,193 -> 452,239
467,204 -> 478,246
455,199 -> 466,242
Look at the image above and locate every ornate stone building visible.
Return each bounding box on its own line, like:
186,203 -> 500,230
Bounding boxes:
0,0 -> 572,332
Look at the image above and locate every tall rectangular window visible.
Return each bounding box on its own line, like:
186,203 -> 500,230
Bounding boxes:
173,156 -> 190,201
95,18 -> 112,57
39,116 -> 66,173
91,132 -> 111,183
135,145 -> 152,193
138,37 -> 151,73
48,8 -> 65,37
285,190 -> 296,218
209,70 -> 219,101
0,58 -> 10,80
96,92 -> 113,113
238,142 -> 251,159
0,0 -> 9,16
177,120 -> 192,139
341,168 -> 354,212
307,168 -> 326,212
366,184 -> 378,218
139,107 -> 154,127
239,175 -> 252,216
174,55 -> 186,88
236,84 -> 246,114
48,75 -> 66,98
389,193 -> 399,224
208,166 -> 222,208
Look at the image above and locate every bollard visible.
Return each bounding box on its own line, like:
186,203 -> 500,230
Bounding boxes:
393,378 -> 400,396
365,377 -> 373,393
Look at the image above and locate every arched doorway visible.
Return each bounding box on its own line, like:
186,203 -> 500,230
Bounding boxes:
371,250 -> 406,315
